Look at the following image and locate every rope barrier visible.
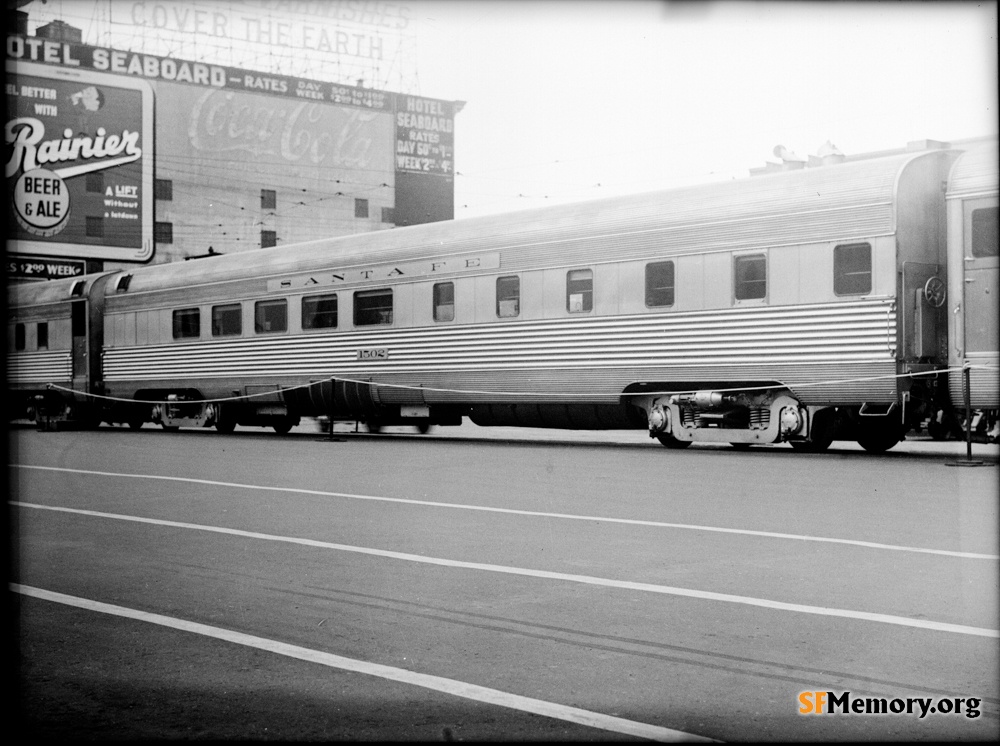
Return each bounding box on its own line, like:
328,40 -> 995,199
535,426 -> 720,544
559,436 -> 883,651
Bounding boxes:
40,363 -> 999,407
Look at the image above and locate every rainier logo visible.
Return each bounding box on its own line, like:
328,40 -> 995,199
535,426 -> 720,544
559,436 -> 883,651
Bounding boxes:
6,114 -> 143,238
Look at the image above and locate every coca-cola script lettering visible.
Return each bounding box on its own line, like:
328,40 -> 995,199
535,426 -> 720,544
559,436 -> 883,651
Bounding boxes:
188,88 -> 385,167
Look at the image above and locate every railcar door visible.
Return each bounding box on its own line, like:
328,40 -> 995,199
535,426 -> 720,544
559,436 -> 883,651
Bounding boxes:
71,299 -> 89,387
963,201 -> 998,356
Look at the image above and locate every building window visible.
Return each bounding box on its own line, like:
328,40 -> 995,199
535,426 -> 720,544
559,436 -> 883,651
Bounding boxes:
154,179 -> 173,200
172,308 -> 200,339
261,189 -> 276,209
734,254 -> 767,301
833,243 -> 872,295
86,171 -> 103,193
154,222 -> 173,244
354,288 -> 393,326
381,206 -> 395,223
15,323 -> 25,351
567,269 -> 593,313
645,261 -> 675,307
254,299 -> 287,333
355,198 -> 369,218
212,304 -> 242,337
37,322 -> 48,349
497,276 -> 520,318
433,282 -> 455,322
261,230 -> 277,248
302,294 -> 338,330
86,216 -> 104,238
971,206 -> 998,258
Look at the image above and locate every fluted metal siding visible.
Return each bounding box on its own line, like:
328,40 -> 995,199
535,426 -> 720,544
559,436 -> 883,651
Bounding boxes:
8,352 -> 73,385
109,153 -> 930,300
946,141 -> 999,199
103,299 -> 898,404
949,358 -> 1000,409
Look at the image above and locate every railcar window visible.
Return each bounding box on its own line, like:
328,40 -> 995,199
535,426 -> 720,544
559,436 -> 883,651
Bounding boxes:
567,269 -> 593,313
354,289 -> 393,326
302,294 -> 338,329
433,282 -> 455,322
497,276 -> 520,318
212,304 -> 242,337
255,299 -> 288,333
833,243 -> 872,295
172,308 -> 200,339
37,322 -> 48,349
645,262 -> 675,307
15,323 -> 25,351
734,255 -> 767,301
972,207 -> 998,257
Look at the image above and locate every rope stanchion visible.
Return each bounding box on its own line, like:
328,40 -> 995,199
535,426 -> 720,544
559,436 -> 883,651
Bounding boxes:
35,364 -> 997,457
947,363 -> 989,468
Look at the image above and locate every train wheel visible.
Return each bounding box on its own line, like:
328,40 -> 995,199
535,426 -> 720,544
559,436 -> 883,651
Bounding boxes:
272,419 -> 294,435
856,425 -> 901,454
790,440 -> 830,453
416,423 -> 432,434
161,424 -> 180,432
793,409 -> 835,452
128,419 -> 144,430
215,419 -> 236,434
926,418 -> 950,441
729,443 -> 752,450
367,421 -> 383,434
656,433 -> 691,449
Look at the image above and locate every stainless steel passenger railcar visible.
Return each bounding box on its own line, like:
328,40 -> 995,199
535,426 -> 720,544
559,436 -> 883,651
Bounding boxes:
8,139 -> 998,451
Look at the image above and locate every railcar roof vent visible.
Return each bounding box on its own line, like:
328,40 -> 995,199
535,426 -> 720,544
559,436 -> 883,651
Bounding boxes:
116,274 -> 133,293
70,280 -> 86,297
773,145 -> 807,170
809,140 -> 846,166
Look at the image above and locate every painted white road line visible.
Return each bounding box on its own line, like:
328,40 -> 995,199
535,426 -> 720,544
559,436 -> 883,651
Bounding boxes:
13,501 -> 1000,639
12,464 -> 998,561
12,583 -> 713,743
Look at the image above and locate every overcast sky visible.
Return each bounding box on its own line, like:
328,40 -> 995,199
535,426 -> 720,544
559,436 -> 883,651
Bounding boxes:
409,1 -> 998,218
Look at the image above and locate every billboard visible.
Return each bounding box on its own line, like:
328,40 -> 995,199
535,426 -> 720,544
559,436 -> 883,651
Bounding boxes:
5,33 -> 458,265
5,60 -> 155,262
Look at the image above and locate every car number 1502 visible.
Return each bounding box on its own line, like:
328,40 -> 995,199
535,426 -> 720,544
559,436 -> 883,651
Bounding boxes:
356,348 -> 389,360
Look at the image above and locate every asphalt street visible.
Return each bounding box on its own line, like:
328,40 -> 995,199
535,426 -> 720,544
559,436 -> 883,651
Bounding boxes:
9,422 -> 1000,741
